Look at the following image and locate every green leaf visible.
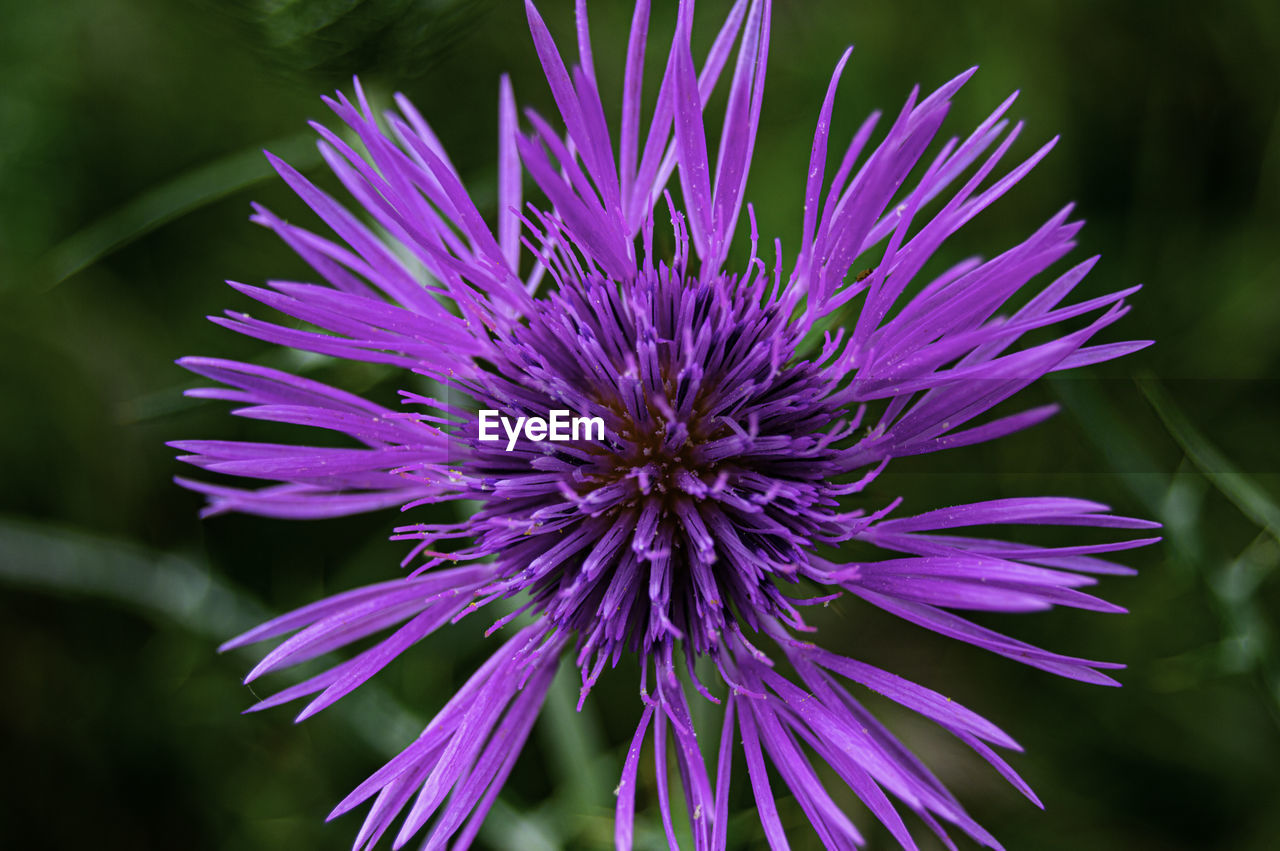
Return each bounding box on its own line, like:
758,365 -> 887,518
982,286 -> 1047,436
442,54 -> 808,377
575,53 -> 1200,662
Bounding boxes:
1050,374 -> 1169,512
478,798 -> 562,851
1139,374 -> 1280,543
45,132 -> 322,288
541,661 -> 611,814
0,515 -> 423,755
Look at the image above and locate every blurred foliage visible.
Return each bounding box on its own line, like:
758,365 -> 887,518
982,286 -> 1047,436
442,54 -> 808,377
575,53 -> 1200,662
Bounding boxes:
1,0 -> 1279,848
207,0 -> 494,82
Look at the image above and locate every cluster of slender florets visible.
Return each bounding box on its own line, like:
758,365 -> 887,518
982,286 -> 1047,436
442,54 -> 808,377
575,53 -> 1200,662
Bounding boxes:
428,207 -> 859,690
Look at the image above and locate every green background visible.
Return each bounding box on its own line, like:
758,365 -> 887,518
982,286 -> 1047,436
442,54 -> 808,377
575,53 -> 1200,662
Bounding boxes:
2,0 -> 1278,848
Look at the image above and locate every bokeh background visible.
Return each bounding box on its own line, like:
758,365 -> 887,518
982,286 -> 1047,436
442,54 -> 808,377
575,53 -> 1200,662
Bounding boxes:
3,0 -> 1279,848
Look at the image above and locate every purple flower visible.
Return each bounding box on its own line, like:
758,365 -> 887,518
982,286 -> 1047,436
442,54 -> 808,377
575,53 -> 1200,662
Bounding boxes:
174,1 -> 1158,848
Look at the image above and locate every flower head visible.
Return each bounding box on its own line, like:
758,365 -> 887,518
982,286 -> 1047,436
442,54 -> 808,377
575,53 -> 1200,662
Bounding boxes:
175,1 -> 1157,847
